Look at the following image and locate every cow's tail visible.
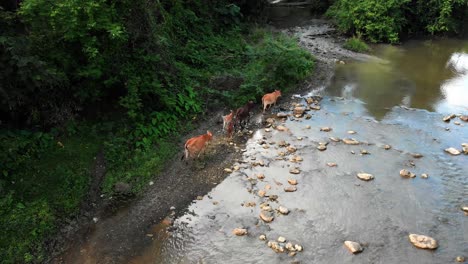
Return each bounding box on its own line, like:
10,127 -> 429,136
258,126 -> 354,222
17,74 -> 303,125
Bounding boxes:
181,144 -> 188,161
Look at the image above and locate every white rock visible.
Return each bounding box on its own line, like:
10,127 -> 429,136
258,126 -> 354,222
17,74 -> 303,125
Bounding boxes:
278,236 -> 286,243
400,169 -> 416,178
320,127 -> 332,132
232,228 -> 248,236
294,244 -> 303,252
357,173 -> 374,181
343,138 -> 360,145
278,206 -> 290,215
445,147 -> 461,155
408,234 -> 438,249
284,186 -> 297,192
344,241 -> 363,254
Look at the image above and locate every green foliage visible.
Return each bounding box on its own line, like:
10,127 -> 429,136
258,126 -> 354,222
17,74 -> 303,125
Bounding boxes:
327,0 -> 467,43
343,36 -> 371,52
0,1 -> 315,263
327,0 -> 409,43
0,129 -> 100,263
0,194 -> 54,263
103,140 -> 177,195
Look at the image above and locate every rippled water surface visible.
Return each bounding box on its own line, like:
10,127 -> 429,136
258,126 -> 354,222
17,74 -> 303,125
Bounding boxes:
328,39 -> 468,119
133,94 -> 467,263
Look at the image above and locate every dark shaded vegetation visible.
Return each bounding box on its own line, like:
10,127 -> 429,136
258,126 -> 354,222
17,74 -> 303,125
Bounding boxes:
327,0 -> 468,43
0,0 -> 314,262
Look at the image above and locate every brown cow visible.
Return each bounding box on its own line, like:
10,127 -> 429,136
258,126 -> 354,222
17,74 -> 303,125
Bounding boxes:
182,131 -> 213,160
235,101 -> 255,130
262,90 -> 282,113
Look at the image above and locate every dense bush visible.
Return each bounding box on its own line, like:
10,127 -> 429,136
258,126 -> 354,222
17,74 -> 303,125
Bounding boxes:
327,0 -> 467,43
0,1 -> 315,262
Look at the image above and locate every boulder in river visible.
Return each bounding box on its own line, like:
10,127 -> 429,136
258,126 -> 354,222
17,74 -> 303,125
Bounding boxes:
310,105 -> 321,111
317,144 -> 327,151
257,173 -> 265,180
259,234 -> 267,241
408,234 -> 438,249
461,206 -> 468,215
327,162 -> 337,167
344,241 -> 363,254
445,147 -> 461,155
462,143 -> 468,154
360,149 -> 370,155
294,107 -> 306,116
329,137 -> 341,142
460,115 -> 468,122
421,173 -> 429,179
284,186 -> 297,192
411,153 -> 423,158
278,236 -> 286,243
276,125 -> 288,131
288,179 -> 298,185
343,138 -> 360,145
320,127 -> 332,132
456,256 -> 465,262
260,211 -> 275,223
294,244 -> 303,252
384,144 -> 392,150
258,190 -> 266,197
277,112 -> 288,118
232,228 -> 247,236
278,206 -> 289,215
443,114 -> 456,122
400,169 -> 416,178
305,125 -> 311,129
357,173 -> 374,181
287,146 -> 297,153
305,114 -> 312,119
347,130 -> 357,134
289,168 -> 301,174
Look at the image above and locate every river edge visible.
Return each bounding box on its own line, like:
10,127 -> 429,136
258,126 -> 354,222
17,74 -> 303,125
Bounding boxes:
48,19 -> 370,264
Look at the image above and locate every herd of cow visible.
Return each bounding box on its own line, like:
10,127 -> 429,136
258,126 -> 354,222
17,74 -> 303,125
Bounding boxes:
182,90 -> 282,160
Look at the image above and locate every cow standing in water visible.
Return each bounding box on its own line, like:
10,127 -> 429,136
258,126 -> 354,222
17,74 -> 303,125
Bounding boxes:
262,90 -> 282,113
182,131 -> 213,160
234,101 -> 255,130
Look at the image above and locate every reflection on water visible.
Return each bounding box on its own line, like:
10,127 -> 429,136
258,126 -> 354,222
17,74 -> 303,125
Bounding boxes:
328,39 -> 468,119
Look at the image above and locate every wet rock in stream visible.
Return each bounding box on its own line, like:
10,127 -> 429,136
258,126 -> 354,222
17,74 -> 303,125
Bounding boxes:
284,186 -> 297,192
289,168 -> 301,174
400,169 -> 416,178
357,173 -> 374,181
317,144 -> 327,151
320,127 -> 332,132
445,147 -> 461,155
232,228 -> 248,236
408,234 -> 438,249
288,179 -> 298,185
260,211 -> 275,223
344,241 -> 363,254
456,256 -> 466,262
343,138 -> 360,145
278,206 -> 290,215
443,114 -> 456,122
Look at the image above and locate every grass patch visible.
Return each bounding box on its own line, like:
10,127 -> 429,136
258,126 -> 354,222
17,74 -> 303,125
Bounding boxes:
0,130 -> 101,263
103,140 -> 178,195
343,37 -> 371,52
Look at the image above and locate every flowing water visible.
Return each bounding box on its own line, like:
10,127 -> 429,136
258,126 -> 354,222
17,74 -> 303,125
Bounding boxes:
328,39 -> 468,119
130,38 -> 468,263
